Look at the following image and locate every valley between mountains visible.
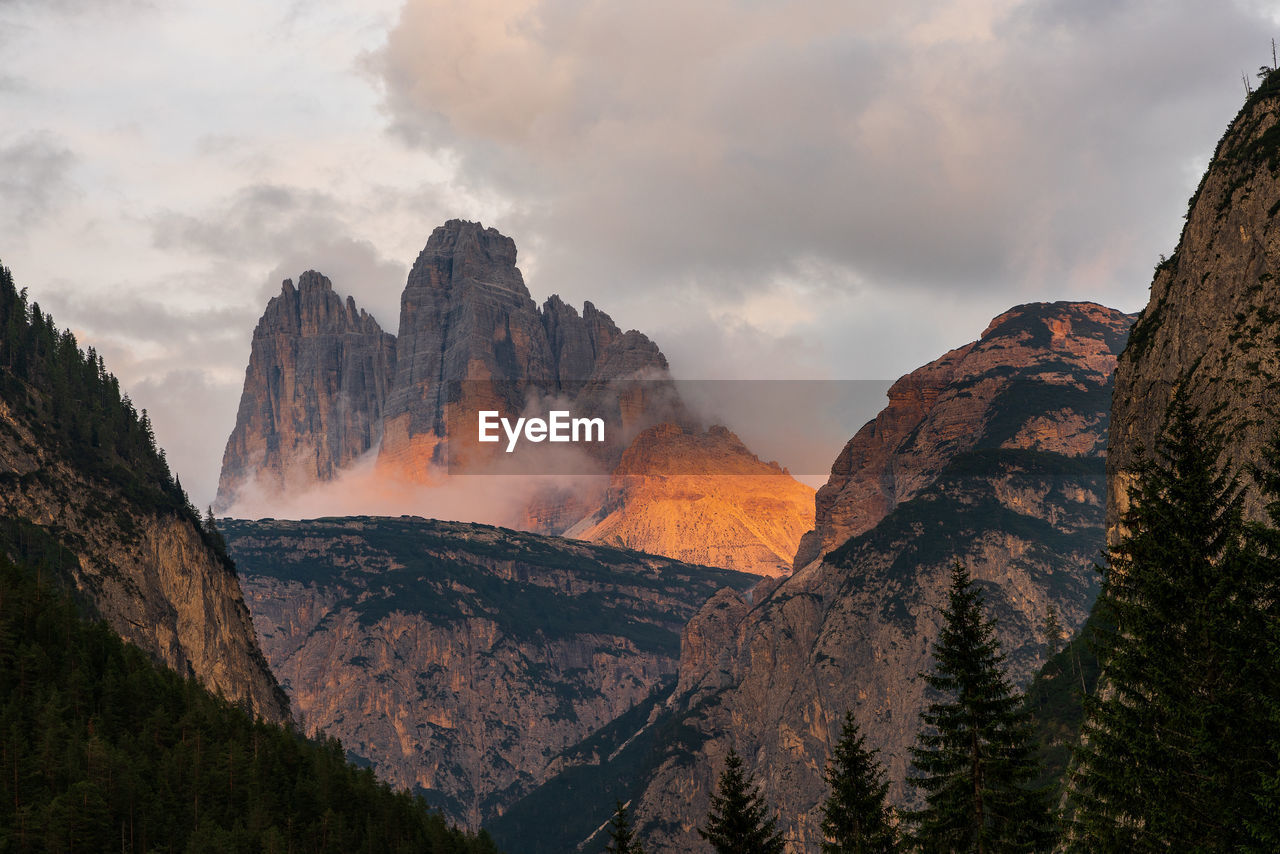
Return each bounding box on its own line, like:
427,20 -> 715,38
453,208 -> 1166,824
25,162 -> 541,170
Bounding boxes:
211,210 -> 1130,845
211,75 -> 1280,849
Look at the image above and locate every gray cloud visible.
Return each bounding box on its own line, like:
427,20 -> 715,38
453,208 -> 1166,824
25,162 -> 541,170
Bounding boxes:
151,183 -> 410,329
130,368 -> 241,508
0,133 -> 76,233
4,0 -> 1270,511
374,0 -> 1270,359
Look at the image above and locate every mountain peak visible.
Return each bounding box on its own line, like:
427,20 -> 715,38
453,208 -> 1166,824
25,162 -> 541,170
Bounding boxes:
794,300 -> 1133,569
409,219 -> 526,298
217,272 -> 396,512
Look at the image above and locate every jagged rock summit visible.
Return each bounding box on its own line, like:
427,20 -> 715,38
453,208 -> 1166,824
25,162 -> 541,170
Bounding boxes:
217,220 -> 813,575
378,219 -> 675,479
220,220 -> 676,501
795,300 -> 1132,568
215,271 -> 395,512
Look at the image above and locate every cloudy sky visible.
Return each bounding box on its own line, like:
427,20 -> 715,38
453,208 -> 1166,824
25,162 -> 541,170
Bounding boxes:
1,0 -> 1276,506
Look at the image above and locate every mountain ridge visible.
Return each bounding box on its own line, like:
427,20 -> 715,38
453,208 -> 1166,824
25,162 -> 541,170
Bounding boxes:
0,262 -> 289,723
222,514 -> 757,830
498,299 -> 1130,851
217,220 -> 813,575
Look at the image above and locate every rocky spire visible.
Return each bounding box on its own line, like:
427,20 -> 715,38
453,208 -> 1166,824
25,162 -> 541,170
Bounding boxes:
215,271 -> 395,511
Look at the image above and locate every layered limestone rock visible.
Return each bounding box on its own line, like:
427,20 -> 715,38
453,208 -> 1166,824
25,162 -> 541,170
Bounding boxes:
378,219 -> 676,479
0,395 -> 289,722
379,221 -> 553,477
569,424 -> 816,575
223,516 -> 755,830
597,302 -> 1133,851
1110,76 -> 1280,536
215,271 -> 395,511
796,302 -> 1132,568
218,221 -> 680,497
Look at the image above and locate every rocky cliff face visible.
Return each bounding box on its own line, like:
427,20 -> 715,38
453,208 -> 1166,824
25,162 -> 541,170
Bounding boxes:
219,221 -> 683,501
0,386 -> 288,724
796,302 -> 1131,568
500,301 -> 1130,851
1110,75 -> 1280,536
379,221 -> 551,477
215,271 -> 395,512
378,220 -> 677,479
569,424 -> 816,575
223,516 -> 755,830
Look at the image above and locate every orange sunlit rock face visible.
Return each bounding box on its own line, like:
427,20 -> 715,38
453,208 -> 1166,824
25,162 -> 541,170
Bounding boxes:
569,424 -> 815,576
374,415 -> 444,485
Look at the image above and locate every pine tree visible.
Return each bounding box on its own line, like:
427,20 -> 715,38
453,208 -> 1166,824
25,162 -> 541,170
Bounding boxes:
698,749 -> 785,854
1246,432 -> 1280,850
820,711 -> 897,853
1068,395 -> 1277,851
605,799 -> 644,854
1248,617 -> 1280,852
908,562 -> 1053,853
1042,604 -> 1062,659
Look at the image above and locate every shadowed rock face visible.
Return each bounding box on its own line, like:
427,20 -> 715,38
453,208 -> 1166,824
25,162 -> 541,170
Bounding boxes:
1110,78 -> 1280,539
602,302 -> 1132,852
220,221 -> 676,498
379,221 -> 552,476
215,271 -> 395,511
223,516 -> 755,830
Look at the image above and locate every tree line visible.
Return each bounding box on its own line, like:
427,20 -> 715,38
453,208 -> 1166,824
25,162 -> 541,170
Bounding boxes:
0,262 -> 222,559
603,393 -> 1280,852
0,543 -> 501,853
